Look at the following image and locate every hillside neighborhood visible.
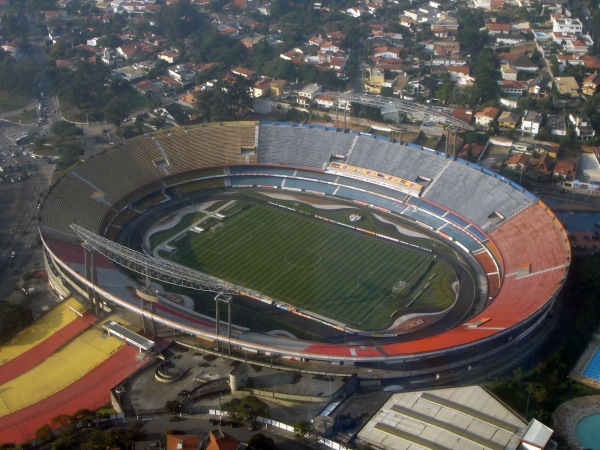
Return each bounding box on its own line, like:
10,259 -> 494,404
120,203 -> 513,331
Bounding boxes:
2,0 -> 600,191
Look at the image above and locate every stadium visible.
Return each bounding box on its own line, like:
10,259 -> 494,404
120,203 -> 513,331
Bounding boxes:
39,121 -> 571,376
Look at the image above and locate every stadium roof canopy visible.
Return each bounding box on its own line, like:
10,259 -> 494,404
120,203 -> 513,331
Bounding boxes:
357,386 -> 553,450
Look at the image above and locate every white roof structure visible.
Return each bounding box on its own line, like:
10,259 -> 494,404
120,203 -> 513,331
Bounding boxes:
520,419 -> 553,450
357,386 -> 538,450
576,153 -> 600,184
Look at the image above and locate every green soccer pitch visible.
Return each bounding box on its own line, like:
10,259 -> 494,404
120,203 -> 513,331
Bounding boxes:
156,204 -> 456,331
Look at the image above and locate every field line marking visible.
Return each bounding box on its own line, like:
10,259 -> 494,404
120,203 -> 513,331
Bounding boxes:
261,229 -> 340,292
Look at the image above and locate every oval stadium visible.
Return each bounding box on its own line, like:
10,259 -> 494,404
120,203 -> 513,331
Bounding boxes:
39,121 -> 571,377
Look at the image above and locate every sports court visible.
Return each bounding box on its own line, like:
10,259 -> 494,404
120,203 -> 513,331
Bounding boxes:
159,204 -> 452,330
0,315 -> 126,417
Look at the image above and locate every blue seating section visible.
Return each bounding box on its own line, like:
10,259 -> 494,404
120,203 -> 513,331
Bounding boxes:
229,176 -> 283,187
283,179 -> 337,195
401,207 -> 447,230
443,211 -> 471,228
439,224 -> 482,252
229,165 -> 296,176
408,197 -> 447,217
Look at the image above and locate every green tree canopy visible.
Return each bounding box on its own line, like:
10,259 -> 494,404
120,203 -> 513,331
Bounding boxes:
222,395 -> 269,422
0,301 -> 33,345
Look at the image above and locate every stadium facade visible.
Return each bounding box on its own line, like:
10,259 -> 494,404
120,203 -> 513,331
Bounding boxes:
39,122 -> 570,375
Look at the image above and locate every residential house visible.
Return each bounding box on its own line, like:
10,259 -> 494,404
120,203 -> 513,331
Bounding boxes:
503,152 -> 530,170
447,65 -> 473,86
280,48 -> 305,64
269,79 -> 287,97
347,6 -> 369,17
252,78 -> 271,98
554,76 -> 580,97
240,34 -> 265,51
498,80 -> 528,96
548,114 -> 567,136
564,39 -> 589,54
373,46 -> 402,59
157,50 -> 179,64
406,76 -> 438,99
364,66 -> 386,93
500,64 -> 518,81
231,66 -> 256,80
582,72 -> 600,97
554,159 -> 576,180
551,14 -> 583,34
451,108 -> 474,125
315,95 -> 351,111
475,107 -> 501,128
498,110 -> 522,130
521,111 -> 543,136
133,79 -> 163,96
1,41 -> 19,59
297,83 -> 323,106
205,430 -> 239,450
168,66 -> 196,85
569,113 -> 596,140
485,22 -> 511,34
165,433 -> 202,450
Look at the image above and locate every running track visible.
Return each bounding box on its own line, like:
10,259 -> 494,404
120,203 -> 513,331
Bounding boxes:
0,345 -> 146,443
0,314 -> 97,386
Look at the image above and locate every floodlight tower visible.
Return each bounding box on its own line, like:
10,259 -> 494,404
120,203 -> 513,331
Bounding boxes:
71,224 -> 235,348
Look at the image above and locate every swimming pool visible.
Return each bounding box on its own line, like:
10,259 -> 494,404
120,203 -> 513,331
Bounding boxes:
577,414 -> 600,449
534,31 -> 551,40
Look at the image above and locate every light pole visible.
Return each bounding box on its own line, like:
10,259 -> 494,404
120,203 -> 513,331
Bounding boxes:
273,372 -> 282,398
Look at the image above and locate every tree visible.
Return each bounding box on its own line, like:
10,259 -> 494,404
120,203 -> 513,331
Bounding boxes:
35,424 -> 53,443
104,98 -> 130,126
293,420 -> 312,438
0,301 -> 33,344
222,396 -> 269,422
247,433 -> 275,450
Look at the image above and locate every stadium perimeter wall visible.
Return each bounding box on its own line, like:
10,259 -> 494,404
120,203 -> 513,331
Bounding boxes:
39,122 -> 570,373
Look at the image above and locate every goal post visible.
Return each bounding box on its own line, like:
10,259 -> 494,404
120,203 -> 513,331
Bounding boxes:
392,280 -> 408,295
211,222 -> 224,233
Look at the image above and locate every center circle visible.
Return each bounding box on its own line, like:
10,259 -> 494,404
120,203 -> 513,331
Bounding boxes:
284,249 -> 322,268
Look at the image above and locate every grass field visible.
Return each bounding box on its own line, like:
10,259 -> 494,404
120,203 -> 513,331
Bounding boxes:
156,204 -> 456,331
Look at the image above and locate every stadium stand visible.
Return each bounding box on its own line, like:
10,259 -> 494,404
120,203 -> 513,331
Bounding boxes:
41,173 -> 113,241
155,123 -> 258,171
282,178 -> 338,195
347,139 -> 451,182
423,163 -> 534,230
489,203 -> 569,274
228,165 -> 296,176
228,176 -> 284,187
258,124 -> 357,169
39,122 -> 570,371
174,178 -> 225,194
438,224 -> 482,252
402,207 -> 448,230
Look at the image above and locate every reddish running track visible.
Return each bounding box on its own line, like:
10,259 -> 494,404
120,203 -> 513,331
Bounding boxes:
0,345 -> 147,444
0,313 -> 97,386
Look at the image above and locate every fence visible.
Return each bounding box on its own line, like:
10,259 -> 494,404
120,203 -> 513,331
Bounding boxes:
209,410 -> 349,450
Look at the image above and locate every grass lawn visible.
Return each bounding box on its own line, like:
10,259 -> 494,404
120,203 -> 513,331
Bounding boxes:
5,107 -> 38,124
157,204 -> 456,331
0,91 -> 32,114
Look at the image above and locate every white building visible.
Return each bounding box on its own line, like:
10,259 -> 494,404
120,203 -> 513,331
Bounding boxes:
551,15 -> 583,34
297,83 -> 323,106
521,111 -> 543,135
